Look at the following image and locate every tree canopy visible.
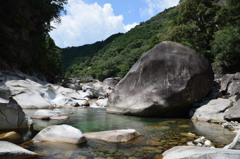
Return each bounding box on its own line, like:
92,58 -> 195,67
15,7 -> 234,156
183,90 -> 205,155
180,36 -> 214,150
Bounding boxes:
0,0 -> 67,78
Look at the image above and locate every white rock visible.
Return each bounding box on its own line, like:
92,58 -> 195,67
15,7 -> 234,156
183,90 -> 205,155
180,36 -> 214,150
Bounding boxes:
0,141 -> 38,158
162,146 -> 240,159
197,143 -> 202,147
194,136 -> 205,144
187,141 -> 195,146
204,140 -> 211,147
33,125 -> 86,144
96,98 -> 108,107
191,98 -> 231,123
1,71 -> 88,109
31,109 -> 64,120
84,129 -> 141,142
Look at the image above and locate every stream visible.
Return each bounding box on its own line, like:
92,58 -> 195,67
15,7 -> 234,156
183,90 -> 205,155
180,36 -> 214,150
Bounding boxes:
22,107 -> 236,159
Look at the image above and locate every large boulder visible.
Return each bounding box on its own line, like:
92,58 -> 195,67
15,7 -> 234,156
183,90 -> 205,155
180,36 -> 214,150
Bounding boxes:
107,41 -> 214,117
0,88 -> 32,130
32,124 -> 86,144
0,141 -> 38,159
224,100 -> 240,121
221,73 -> 240,97
84,129 -> 141,142
191,98 -> 231,123
162,146 -> 240,159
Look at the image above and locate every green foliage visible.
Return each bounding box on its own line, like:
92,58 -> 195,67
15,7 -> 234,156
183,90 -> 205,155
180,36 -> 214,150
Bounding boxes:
62,0 -> 240,80
168,0 -> 221,62
62,8 -> 174,80
211,0 -> 240,72
0,0 -> 66,78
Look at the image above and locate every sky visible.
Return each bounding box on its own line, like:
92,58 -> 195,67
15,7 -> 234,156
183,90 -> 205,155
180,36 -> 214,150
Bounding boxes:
50,0 -> 180,48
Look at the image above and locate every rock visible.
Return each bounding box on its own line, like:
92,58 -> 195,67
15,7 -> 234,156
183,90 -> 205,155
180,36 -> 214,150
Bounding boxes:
0,88 -> 32,130
224,130 -> 240,149
96,98 -> 108,107
76,99 -> 90,106
187,141 -> 195,146
84,129 -> 141,142
12,90 -> 54,109
31,109 -> 68,120
191,98 -> 231,123
0,141 -> 38,158
204,140 -> 211,147
221,73 -> 240,96
83,88 -> 105,98
103,77 -> 121,89
0,71 -> 89,109
224,100 -> 240,121
197,143 -> 202,147
107,41 -> 213,117
49,115 -> 69,120
0,131 -> 22,144
33,124 -> 86,144
92,80 -> 112,93
194,136 -> 205,144
162,146 -> 240,159
221,121 -> 240,131
61,78 -> 82,91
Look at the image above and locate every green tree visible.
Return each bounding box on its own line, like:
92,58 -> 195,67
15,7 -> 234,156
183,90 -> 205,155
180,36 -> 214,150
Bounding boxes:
168,0 -> 221,61
211,0 -> 240,72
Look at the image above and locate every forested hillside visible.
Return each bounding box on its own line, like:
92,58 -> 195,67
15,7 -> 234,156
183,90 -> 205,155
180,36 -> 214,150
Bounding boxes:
62,0 -> 240,81
0,0 -> 66,78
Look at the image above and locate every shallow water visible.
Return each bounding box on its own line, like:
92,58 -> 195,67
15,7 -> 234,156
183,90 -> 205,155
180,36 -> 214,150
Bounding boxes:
23,107 -> 236,159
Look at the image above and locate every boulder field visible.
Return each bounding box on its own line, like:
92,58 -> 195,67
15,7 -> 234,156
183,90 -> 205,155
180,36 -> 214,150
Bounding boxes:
0,71 -> 92,109
107,41 -> 214,117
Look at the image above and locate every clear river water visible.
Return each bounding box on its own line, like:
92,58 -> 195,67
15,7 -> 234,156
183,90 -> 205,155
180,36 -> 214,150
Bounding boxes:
22,106 -> 236,159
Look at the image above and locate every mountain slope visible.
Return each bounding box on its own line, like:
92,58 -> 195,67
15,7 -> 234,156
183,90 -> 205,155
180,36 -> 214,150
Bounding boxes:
62,0 -> 240,80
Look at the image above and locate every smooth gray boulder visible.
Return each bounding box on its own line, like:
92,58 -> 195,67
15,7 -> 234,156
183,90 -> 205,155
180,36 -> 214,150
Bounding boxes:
0,88 -> 32,130
107,41 -> 214,117
32,124 -> 86,144
221,73 -> 240,96
191,98 -> 231,123
162,146 -> 240,159
224,100 -> 240,121
84,129 -> 141,142
0,141 -> 38,158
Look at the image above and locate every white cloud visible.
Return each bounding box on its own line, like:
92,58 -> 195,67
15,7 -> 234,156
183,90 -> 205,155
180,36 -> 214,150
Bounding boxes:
50,0 -> 138,48
140,0 -> 179,17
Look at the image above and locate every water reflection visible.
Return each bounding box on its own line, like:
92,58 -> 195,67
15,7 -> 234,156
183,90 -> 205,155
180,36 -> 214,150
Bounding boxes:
23,107 -> 236,159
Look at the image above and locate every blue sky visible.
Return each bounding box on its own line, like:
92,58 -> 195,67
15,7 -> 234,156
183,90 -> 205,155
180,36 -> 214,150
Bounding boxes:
50,0 -> 179,48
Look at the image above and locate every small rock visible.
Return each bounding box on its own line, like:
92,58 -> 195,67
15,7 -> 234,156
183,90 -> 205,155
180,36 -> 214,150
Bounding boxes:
187,141 -> 195,146
197,143 -> 202,147
194,136 -> 205,144
84,129 -> 141,142
0,131 -> 22,144
204,140 -> 211,147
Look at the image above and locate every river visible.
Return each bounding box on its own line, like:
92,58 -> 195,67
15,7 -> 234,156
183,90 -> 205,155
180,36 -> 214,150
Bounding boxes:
22,106 -> 236,159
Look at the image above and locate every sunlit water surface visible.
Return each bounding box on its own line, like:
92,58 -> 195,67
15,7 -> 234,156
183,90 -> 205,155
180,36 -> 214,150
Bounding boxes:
23,107 -> 236,159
